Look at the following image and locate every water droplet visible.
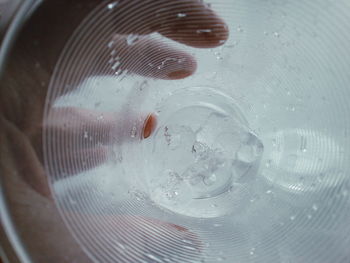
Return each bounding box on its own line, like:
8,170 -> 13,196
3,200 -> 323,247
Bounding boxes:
300,136 -> 307,152
130,189 -> 146,201
290,215 -> 296,220
183,245 -> 197,251
117,242 -> 126,250
182,239 -> 194,245
312,204 -> 318,211
111,61 -> 121,71
130,126 -> 137,138
274,32 -> 280,38
110,49 -> 117,56
237,26 -> 243,32
197,29 -> 212,34
307,214 -> 312,219
250,247 -> 256,255
266,190 -> 272,194
107,1 -> 118,10
146,253 -> 163,263
177,13 -> 187,18
214,51 -> 223,60
272,138 -> 277,147
108,57 -> 114,64
126,34 -> 139,45
115,69 -> 123,76
287,105 -> 295,111
107,40 -> 115,48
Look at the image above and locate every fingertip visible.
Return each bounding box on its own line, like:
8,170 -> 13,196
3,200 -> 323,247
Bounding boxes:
165,20 -> 229,48
158,3 -> 229,48
195,21 -> 229,48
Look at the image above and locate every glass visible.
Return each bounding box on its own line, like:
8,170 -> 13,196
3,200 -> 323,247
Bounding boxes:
1,0 -> 350,262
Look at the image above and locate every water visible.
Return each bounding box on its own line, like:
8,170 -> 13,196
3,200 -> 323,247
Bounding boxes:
45,0 -> 350,262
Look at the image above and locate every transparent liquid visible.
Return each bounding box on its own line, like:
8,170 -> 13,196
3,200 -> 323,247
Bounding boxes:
46,0 -> 350,261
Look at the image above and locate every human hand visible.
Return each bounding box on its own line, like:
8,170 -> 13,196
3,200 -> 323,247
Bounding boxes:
1,0 -> 228,197
0,0 -> 228,262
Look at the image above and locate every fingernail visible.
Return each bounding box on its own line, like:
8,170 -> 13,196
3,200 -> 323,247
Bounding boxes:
167,69 -> 192,79
142,113 -> 157,139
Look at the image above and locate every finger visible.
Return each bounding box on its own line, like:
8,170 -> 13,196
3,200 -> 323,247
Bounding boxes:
2,116 -> 52,198
106,0 -> 229,48
101,35 -> 197,80
44,107 -> 158,177
66,214 -> 203,259
53,146 -> 109,177
156,1 -> 229,48
45,107 -> 157,146
45,107 -> 115,146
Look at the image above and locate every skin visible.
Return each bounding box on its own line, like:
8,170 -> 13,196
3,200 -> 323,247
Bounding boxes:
0,0 -> 228,262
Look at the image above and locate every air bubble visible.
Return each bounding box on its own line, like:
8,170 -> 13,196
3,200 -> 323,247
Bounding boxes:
197,29 -> 213,33
110,50 -> 117,56
177,13 -> 187,18
126,34 -> 139,45
146,253 -> 163,263
107,1 -> 118,10
130,126 -> 137,138
112,61 -> 121,71
107,40 -> 115,48
215,52 -> 223,60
